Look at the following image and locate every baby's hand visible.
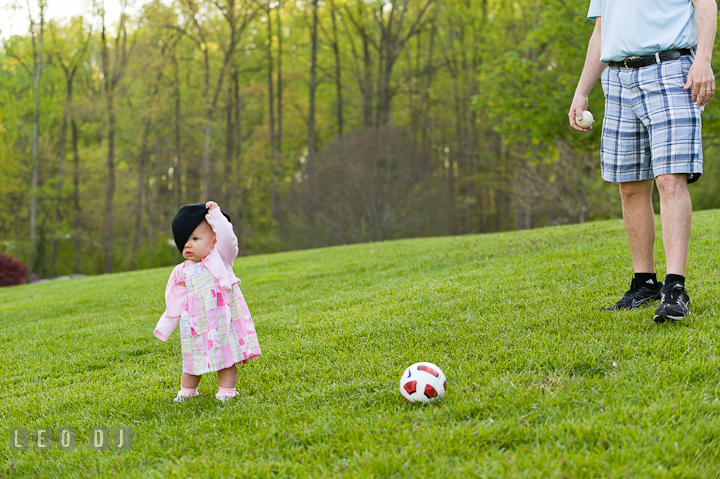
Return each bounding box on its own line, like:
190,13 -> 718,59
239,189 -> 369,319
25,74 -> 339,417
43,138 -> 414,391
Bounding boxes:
206,201 -> 218,212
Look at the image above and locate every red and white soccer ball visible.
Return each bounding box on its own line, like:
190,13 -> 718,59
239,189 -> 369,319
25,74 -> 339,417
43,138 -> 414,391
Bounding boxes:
399,362 -> 447,404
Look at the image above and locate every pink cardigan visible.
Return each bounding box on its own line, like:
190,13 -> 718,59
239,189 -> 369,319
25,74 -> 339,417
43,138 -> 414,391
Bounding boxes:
154,207 -> 241,341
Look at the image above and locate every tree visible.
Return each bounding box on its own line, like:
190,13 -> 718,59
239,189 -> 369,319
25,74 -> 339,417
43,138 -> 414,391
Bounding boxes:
306,0 -> 319,172
47,18 -> 92,276
18,0 -> 47,273
265,2 -> 278,209
327,0 -> 344,137
343,0 -> 435,126
99,0 -> 136,273
2,0 -> 716,277
177,0 -> 261,200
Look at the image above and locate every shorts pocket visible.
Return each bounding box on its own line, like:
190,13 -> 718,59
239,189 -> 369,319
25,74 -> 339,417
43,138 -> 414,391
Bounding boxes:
601,67 -> 610,96
661,58 -> 689,90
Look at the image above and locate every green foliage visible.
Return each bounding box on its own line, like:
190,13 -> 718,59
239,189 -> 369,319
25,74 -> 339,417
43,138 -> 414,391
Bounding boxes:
1,0 -> 718,279
2,212 -> 720,476
690,145 -> 720,211
474,0 -> 603,150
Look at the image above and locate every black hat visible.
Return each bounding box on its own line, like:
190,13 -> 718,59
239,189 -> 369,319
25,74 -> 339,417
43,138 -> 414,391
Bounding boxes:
171,203 -> 232,253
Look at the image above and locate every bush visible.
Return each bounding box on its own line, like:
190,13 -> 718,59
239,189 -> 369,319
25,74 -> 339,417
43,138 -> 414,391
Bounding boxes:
0,253 -> 29,287
281,126 -> 450,248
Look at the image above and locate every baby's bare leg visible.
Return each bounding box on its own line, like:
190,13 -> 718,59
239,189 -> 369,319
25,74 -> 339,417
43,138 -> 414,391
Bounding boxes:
217,364 -> 238,388
181,372 -> 202,389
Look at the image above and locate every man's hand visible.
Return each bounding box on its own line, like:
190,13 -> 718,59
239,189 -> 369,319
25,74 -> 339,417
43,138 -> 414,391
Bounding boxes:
685,58 -> 716,107
570,16 -> 604,132
569,94 -> 592,131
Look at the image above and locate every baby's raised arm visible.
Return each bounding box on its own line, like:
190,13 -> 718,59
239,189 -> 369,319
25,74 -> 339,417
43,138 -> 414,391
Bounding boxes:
205,203 -> 239,263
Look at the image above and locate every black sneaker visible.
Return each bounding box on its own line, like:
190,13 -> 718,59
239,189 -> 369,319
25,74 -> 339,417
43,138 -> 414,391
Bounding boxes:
653,282 -> 690,323
604,278 -> 663,311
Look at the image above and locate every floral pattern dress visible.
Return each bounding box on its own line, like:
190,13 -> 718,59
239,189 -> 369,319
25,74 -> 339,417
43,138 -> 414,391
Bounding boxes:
178,262 -> 261,375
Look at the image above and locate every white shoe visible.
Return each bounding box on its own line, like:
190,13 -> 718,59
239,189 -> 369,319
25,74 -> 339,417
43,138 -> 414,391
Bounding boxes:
216,392 -> 237,402
216,394 -> 237,402
173,390 -> 199,402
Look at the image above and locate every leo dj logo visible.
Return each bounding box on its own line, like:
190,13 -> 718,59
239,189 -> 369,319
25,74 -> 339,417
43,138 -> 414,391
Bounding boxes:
10,427 -> 133,451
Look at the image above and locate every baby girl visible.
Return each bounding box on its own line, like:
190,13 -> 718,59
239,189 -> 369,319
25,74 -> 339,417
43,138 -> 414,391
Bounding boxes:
155,201 -> 261,402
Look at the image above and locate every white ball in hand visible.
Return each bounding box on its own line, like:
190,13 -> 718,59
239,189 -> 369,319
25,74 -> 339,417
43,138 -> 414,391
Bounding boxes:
576,110 -> 594,129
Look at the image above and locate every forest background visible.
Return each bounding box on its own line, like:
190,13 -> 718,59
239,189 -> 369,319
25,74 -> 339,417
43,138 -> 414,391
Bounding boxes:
1,0 -> 719,279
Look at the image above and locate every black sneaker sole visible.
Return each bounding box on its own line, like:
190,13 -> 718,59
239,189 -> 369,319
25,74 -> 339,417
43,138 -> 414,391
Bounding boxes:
652,312 -> 687,323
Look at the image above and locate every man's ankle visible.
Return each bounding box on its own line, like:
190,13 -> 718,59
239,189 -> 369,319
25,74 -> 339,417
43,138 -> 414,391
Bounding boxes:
634,272 -> 658,286
664,274 -> 685,287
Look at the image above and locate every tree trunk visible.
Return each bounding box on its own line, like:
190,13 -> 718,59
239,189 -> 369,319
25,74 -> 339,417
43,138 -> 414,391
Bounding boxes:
224,78 -> 235,209
267,9 -> 277,211
234,72 -> 242,161
377,53 -> 395,127
201,41 -> 212,200
233,71 -> 245,256
202,107 -> 212,200
451,63 -> 465,232
100,5 -> 135,274
71,118 -> 81,274
100,18 -> 112,275
362,36 -> 373,127
307,0 -> 319,173
29,4 -> 44,273
421,24 -> 436,149
173,52 -> 182,208
132,120 -> 152,270
104,87 -> 116,274
340,1 -> 373,128
146,168 -> 157,246
276,1 -> 283,155
330,0 -> 343,137
51,82 -> 69,277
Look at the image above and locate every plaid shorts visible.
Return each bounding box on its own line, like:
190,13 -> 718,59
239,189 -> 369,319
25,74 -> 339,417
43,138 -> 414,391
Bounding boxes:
600,55 -> 703,183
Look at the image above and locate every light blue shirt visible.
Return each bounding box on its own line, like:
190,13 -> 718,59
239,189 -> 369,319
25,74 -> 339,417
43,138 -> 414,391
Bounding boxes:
588,0 -> 698,63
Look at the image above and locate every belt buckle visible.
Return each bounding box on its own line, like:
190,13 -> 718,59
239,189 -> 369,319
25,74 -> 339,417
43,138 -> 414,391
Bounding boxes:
624,56 -> 641,69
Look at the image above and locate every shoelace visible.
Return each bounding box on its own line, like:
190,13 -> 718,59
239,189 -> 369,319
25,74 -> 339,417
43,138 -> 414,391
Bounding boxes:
661,284 -> 683,304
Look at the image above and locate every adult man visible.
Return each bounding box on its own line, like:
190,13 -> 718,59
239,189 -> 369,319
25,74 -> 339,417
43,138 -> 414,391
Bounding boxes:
569,0 -> 717,322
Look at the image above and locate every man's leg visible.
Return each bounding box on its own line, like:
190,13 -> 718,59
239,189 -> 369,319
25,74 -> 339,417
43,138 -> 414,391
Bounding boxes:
655,174 -> 692,276
619,179 -> 656,273
604,179 -> 662,311
652,173 -> 692,322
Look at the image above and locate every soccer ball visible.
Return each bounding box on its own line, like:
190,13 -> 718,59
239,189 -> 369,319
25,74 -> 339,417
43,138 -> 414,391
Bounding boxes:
399,362 -> 447,403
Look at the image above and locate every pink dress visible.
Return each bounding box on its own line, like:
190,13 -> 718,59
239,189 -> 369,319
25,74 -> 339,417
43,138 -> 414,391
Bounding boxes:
154,207 -> 261,374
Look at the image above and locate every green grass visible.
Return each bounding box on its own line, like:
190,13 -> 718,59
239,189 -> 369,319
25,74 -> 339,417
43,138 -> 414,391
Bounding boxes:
2,211 -> 720,478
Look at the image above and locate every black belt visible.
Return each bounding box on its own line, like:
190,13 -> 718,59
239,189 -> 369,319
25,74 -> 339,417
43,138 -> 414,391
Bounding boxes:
608,48 -> 693,69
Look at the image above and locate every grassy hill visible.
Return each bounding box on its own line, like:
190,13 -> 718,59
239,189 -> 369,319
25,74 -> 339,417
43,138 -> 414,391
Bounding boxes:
2,211 -> 720,478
